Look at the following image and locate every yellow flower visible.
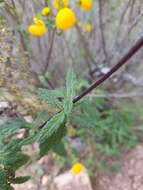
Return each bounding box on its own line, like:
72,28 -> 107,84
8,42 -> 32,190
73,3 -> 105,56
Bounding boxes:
28,25 -> 46,36
53,0 -> 69,10
80,0 -> 93,10
55,8 -> 76,30
72,162 -> 85,174
85,23 -> 91,32
42,7 -> 51,16
28,17 -> 46,36
33,17 -> 45,25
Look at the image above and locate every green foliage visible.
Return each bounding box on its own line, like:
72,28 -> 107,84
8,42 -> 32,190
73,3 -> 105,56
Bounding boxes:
0,118 -> 31,188
0,67 -> 78,187
0,118 -> 31,136
37,67 -> 78,155
0,0 -> 4,6
40,123 -> 67,157
38,111 -> 66,142
1,66 -> 142,188
38,88 -> 64,109
63,67 -> 77,115
38,67 -> 77,116
0,166 -> 30,189
71,97 -> 138,160
9,176 -> 30,184
0,185 -> 14,190
38,67 -> 77,157
0,168 -> 7,185
52,141 -> 67,157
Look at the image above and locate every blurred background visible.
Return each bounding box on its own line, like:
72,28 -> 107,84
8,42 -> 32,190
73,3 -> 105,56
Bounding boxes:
0,0 -> 143,190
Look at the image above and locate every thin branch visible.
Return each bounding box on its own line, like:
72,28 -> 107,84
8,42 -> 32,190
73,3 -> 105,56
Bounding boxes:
115,0 -> 132,47
76,25 -> 97,76
39,36 -> 143,129
129,0 -> 136,23
63,34 -> 75,64
120,0 -> 132,25
73,35 -> 143,103
127,11 -> 143,35
44,29 -> 56,71
119,12 -> 143,53
87,92 -> 143,98
98,0 -> 110,65
47,79 -> 55,89
123,73 -> 143,86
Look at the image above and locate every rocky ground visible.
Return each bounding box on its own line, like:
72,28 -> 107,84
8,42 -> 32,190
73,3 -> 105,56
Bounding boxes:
95,144 -> 143,190
12,144 -> 143,190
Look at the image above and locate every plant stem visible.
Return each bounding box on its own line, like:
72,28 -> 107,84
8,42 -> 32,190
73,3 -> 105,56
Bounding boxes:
98,0 -> 110,65
39,36 -> 143,129
45,29 -> 56,71
73,36 -> 143,103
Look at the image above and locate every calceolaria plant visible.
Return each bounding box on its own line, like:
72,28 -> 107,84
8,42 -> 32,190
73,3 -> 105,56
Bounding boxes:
0,67 -> 78,189
1,34 -> 143,188
1,0 -> 143,189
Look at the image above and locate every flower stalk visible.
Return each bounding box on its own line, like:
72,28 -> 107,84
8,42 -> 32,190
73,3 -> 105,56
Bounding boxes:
40,36 -> 143,129
73,35 -> 143,103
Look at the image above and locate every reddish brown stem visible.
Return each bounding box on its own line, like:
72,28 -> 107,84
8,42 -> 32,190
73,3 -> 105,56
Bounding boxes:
39,36 -> 143,129
73,36 -> 143,103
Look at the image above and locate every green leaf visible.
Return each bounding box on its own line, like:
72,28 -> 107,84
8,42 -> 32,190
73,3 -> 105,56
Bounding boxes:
0,168 -> 14,189
76,79 -> 89,91
38,111 -> 65,143
0,118 -> 31,136
0,168 -> 7,185
63,67 -> 76,115
34,111 -> 50,128
52,141 -> 67,157
3,153 -> 30,171
40,121 -> 66,157
0,138 -> 30,169
10,176 -> 30,184
19,133 -> 38,146
0,0 -> 4,3
38,88 -> 63,109
0,185 -> 14,190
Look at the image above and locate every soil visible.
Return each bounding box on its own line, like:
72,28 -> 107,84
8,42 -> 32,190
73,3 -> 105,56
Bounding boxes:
94,144 -> 143,190
12,144 -> 143,190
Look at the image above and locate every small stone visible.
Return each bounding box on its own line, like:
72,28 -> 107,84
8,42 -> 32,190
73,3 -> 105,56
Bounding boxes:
0,101 -> 9,109
101,67 -> 110,74
42,175 -> 49,186
24,115 -> 33,123
53,170 -> 93,190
